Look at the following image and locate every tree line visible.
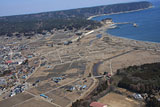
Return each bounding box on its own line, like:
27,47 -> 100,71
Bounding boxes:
116,63 -> 160,107
0,1 -> 152,36
0,18 -> 101,36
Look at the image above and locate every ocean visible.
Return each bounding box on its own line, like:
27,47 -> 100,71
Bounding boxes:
92,1 -> 160,43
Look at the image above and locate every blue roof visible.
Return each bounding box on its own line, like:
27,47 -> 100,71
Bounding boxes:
82,85 -> 87,89
40,94 -> 48,98
96,34 -> 102,39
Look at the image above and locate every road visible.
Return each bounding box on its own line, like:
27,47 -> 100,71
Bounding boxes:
11,78 -> 80,107
92,49 -> 135,77
25,59 -> 42,82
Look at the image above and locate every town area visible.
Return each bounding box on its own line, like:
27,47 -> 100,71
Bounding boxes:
0,19 -> 160,107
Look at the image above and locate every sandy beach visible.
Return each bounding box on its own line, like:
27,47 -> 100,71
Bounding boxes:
87,6 -> 153,20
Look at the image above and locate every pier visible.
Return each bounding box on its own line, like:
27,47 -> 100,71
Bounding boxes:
115,22 -> 133,24
114,22 -> 138,27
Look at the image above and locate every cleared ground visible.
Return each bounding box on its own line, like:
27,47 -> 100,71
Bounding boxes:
0,92 -> 34,107
99,92 -> 144,107
16,97 -> 56,107
98,50 -> 160,75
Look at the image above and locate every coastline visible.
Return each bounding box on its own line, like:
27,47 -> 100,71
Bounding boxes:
105,24 -> 160,44
106,31 -> 160,44
88,5 -> 160,45
107,32 -> 160,46
97,24 -> 160,51
87,6 -> 153,20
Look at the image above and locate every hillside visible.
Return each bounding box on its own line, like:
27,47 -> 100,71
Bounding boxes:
0,1 -> 152,36
112,62 -> 160,107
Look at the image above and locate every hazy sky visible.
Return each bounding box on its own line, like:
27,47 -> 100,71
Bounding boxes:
0,0 -> 151,17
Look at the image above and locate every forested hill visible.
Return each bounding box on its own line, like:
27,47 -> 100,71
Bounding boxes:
0,1 -> 152,36
0,1 -> 152,21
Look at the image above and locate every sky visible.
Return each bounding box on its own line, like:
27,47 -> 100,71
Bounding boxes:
0,0 -> 151,17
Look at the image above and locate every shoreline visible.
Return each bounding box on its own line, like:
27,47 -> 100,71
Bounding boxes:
89,5 -> 160,45
105,28 -> 160,44
107,32 -> 160,44
104,26 -> 160,46
87,6 -> 153,20
96,24 -> 160,51
107,32 -> 160,45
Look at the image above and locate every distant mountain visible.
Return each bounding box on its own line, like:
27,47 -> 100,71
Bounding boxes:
0,1 -> 152,36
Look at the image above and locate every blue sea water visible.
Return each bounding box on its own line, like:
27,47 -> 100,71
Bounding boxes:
92,1 -> 160,43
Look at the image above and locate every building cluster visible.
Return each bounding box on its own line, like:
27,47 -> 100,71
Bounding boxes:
65,85 -> 87,92
9,83 -> 29,98
52,77 -> 64,83
0,43 -> 38,99
65,84 -> 87,92
0,44 -> 27,72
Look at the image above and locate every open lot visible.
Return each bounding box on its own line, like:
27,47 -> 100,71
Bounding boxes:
16,97 -> 57,107
99,92 -> 144,107
0,92 -> 34,107
98,49 -> 160,75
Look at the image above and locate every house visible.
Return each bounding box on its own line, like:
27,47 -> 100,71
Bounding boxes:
32,80 -> 40,86
40,94 -> 48,99
27,55 -> 33,58
5,60 -> 12,64
90,102 -> 108,107
96,34 -> 102,39
9,92 -> 16,97
133,93 -> 143,100
0,77 -> 7,87
82,85 -> 87,89
66,86 -> 75,92
75,85 -> 82,90
22,75 -> 27,79
79,85 -> 87,90
52,77 -> 62,83
64,41 -> 72,45
102,18 -> 113,24
18,61 -> 23,65
0,64 -> 8,68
